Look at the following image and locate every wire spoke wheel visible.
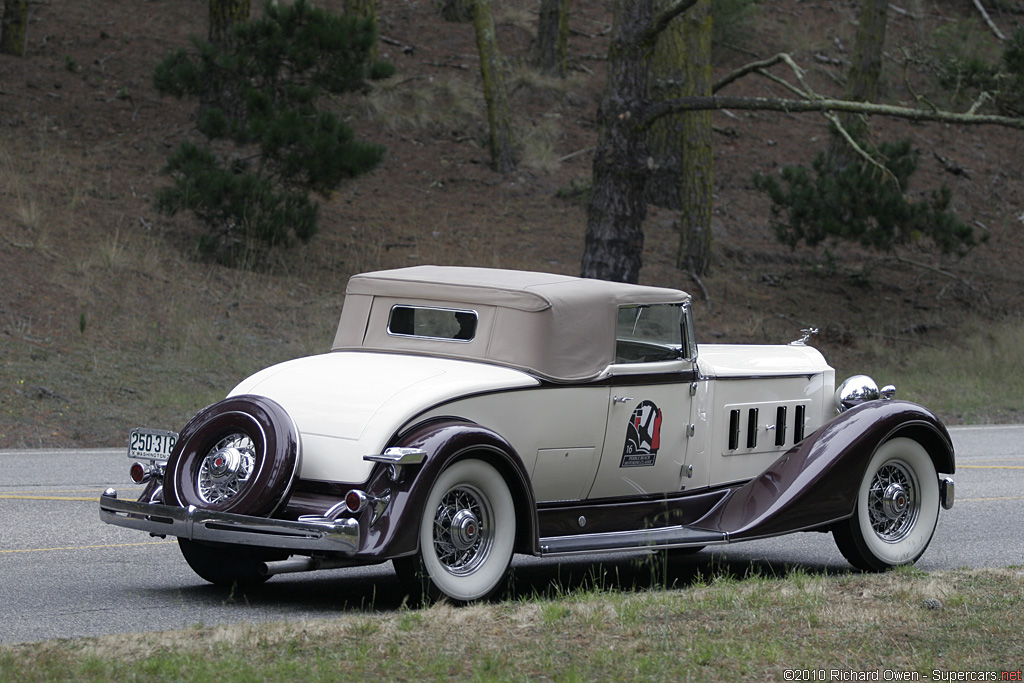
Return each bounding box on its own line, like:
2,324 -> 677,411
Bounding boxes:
401,459 -> 516,603
865,461 -> 919,543
196,433 -> 257,505
164,395 -> 300,517
833,437 -> 940,571
431,484 -> 494,576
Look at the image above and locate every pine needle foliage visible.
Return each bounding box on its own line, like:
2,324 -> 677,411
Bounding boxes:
932,27 -> 1024,117
153,0 -> 387,266
754,138 -> 978,255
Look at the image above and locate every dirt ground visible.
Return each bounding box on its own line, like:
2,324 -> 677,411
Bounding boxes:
1,0 -> 1023,447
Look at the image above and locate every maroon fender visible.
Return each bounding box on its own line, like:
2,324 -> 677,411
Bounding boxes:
354,418 -> 539,560
693,400 -> 954,541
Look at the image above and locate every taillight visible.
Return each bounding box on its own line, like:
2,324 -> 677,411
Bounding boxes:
345,489 -> 369,513
130,462 -> 152,484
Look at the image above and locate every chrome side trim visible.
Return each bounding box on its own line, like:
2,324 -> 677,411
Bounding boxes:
538,525 -> 727,556
707,373 -> 821,381
99,489 -> 359,554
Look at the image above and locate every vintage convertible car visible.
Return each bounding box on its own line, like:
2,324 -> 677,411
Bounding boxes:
100,266 -> 955,602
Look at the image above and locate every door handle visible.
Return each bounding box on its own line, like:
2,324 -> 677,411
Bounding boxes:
612,395 -> 634,404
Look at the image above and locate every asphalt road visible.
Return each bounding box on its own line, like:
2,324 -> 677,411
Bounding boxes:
1,425 -> 1021,644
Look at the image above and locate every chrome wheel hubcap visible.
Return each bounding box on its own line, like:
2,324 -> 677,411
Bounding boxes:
881,482 -> 909,519
449,508 -> 481,551
197,433 -> 256,505
432,485 -> 492,576
867,461 -> 919,543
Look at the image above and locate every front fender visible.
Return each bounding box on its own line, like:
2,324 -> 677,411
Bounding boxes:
694,400 -> 954,541
356,418 -> 539,559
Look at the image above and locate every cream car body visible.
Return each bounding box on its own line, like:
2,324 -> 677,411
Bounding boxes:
101,266 -> 955,603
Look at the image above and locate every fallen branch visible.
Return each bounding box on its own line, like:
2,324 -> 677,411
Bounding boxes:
890,252 -> 975,294
642,95 -> 1024,130
688,269 -> 712,312
380,35 -> 415,54
0,232 -> 33,249
822,110 -> 900,186
933,151 -> 969,177
972,0 -> 1006,40
426,61 -> 469,71
557,146 -> 595,162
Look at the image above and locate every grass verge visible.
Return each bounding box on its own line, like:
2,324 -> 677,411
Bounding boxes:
854,319 -> 1024,424
1,566 -> 1022,681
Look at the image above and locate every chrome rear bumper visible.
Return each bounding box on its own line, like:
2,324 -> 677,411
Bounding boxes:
99,489 -> 360,554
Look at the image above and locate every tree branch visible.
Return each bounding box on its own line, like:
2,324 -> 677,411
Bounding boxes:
890,251 -> 978,299
641,95 -> 1024,130
712,54 -> 786,93
822,110 -> 900,187
642,0 -> 699,45
972,0 -> 1006,41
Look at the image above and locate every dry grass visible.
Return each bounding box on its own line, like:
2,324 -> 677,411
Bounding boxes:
1,567 -> 1021,681
857,318 -> 1024,424
360,74 -> 482,132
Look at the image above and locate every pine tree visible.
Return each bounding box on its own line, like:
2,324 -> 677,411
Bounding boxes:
153,0 -> 386,266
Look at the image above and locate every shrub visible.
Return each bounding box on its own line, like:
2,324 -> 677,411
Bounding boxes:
929,22 -> 1024,116
996,29 -> 1024,116
754,138 -> 977,256
153,0 -> 387,266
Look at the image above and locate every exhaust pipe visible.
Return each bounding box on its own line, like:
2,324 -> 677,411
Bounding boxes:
259,556 -> 357,577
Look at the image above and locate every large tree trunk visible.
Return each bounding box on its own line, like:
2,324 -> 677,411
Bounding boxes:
644,0 -> 686,211
534,0 -> 570,77
580,1 -> 653,284
643,0 -> 713,276
209,0 -> 250,45
828,0 -> 888,167
0,0 -> 29,57
675,0 -> 713,276
472,0 -> 517,174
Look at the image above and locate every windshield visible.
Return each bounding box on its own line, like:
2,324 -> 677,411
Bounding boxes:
615,304 -> 685,364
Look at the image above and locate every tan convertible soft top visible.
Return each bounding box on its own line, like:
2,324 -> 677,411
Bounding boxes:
332,266 -> 689,382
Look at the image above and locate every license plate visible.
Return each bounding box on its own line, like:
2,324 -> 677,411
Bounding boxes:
128,428 -> 179,461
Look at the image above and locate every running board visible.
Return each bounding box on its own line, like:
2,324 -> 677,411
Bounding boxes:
539,525 -> 727,556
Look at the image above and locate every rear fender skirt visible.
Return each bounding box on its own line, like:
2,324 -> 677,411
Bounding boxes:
355,418 -> 538,559
693,400 -> 954,541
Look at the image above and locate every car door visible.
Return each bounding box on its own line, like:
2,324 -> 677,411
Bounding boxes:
584,303 -> 697,499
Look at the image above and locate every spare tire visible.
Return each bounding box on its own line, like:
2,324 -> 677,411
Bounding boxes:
164,395 -> 300,517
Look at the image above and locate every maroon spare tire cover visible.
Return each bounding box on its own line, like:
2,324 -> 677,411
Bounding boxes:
163,395 -> 300,517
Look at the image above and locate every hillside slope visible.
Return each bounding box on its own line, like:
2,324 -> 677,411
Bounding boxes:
1,0 -> 1022,447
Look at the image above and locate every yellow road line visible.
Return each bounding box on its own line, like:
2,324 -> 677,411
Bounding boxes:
958,465 -> 1024,470
0,494 -> 97,501
0,540 -> 176,554
0,489 -> 110,494
959,458 -> 1024,463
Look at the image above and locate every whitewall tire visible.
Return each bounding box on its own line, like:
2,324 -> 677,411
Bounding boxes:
397,458 -> 516,603
833,437 -> 940,571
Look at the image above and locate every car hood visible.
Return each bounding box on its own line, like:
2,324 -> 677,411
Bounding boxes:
696,343 -> 831,378
230,351 -> 538,484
